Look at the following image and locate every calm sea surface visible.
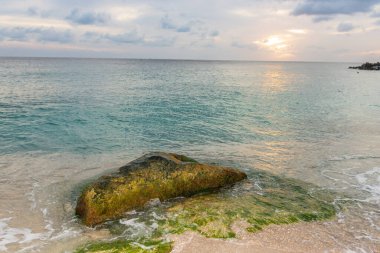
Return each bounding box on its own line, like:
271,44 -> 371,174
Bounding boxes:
0,58 -> 379,252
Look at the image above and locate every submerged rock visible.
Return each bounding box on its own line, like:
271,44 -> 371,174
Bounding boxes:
74,239 -> 172,253
76,152 -> 247,226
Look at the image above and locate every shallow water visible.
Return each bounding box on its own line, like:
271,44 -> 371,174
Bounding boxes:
0,58 -> 379,252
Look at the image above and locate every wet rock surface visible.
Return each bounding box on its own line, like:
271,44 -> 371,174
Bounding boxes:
75,152 -> 247,226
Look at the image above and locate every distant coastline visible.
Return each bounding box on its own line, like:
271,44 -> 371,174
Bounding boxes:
349,62 -> 380,70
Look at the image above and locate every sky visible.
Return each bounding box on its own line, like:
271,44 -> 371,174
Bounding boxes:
0,0 -> 380,62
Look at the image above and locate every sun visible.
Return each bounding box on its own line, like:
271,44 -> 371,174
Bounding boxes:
255,35 -> 288,52
265,36 -> 282,46
263,35 -> 287,49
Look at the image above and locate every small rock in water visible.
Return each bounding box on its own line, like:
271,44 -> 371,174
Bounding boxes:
144,198 -> 161,208
349,62 -> 380,70
63,202 -> 73,213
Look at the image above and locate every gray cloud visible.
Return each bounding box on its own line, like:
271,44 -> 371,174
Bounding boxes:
231,41 -> 257,50
209,30 -> 219,37
292,0 -> 380,16
66,9 -> 110,25
312,15 -> 333,22
160,15 -> 198,33
38,29 -> 73,43
160,15 -> 177,30
0,27 -> 73,43
105,31 -> 143,44
160,16 -> 218,41
82,31 -> 102,42
88,30 -> 175,47
176,25 -> 191,33
0,27 -> 30,41
337,22 -> 354,32
27,7 -> 38,16
144,36 -> 176,47
26,7 -> 52,18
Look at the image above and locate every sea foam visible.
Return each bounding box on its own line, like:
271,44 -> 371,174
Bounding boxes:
0,218 -> 43,252
355,167 -> 380,204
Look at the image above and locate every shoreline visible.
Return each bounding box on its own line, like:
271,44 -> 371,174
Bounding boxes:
1,150 -> 379,252
31,217 -> 380,253
170,220 -> 379,253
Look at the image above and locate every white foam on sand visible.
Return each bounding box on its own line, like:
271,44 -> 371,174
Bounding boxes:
0,202 -> 81,252
0,218 -> 43,252
355,167 -> 380,204
322,163 -> 380,206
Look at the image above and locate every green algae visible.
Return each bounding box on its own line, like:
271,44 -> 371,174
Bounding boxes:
159,170 -> 336,237
75,239 -> 172,253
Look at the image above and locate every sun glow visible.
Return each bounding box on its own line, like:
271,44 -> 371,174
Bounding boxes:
265,36 -> 284,47
288,29 -> 307,34
256,35 -> 288,51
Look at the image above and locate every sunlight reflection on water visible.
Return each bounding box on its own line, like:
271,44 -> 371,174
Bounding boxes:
0,59 -> 379,252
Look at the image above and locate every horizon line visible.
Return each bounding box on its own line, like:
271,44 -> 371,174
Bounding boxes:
0,55 -> 361,64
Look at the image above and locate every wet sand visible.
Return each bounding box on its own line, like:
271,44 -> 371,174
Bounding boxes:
170,221 -> 380,253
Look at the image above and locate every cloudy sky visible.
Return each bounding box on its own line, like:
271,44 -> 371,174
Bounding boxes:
0,0 -> 380,61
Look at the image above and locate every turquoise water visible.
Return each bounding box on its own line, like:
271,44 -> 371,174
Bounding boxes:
2,59 -> 378,156
0,58 -> 379,252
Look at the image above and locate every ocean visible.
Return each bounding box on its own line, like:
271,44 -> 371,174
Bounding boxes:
0,58 -> 379,252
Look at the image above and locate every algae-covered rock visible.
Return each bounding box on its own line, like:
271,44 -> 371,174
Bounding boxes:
76,152 -> 247,226
161,171 -> 336,238
75,239 -> 172,253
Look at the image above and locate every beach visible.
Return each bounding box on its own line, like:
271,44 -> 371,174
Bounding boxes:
171,220 -> 380,253
0,58 -> 379,252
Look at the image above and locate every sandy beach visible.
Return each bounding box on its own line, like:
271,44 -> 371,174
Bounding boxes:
170,220 -> 380,253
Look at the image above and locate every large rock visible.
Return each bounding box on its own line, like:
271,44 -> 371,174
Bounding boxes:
76,152 -> 247,226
